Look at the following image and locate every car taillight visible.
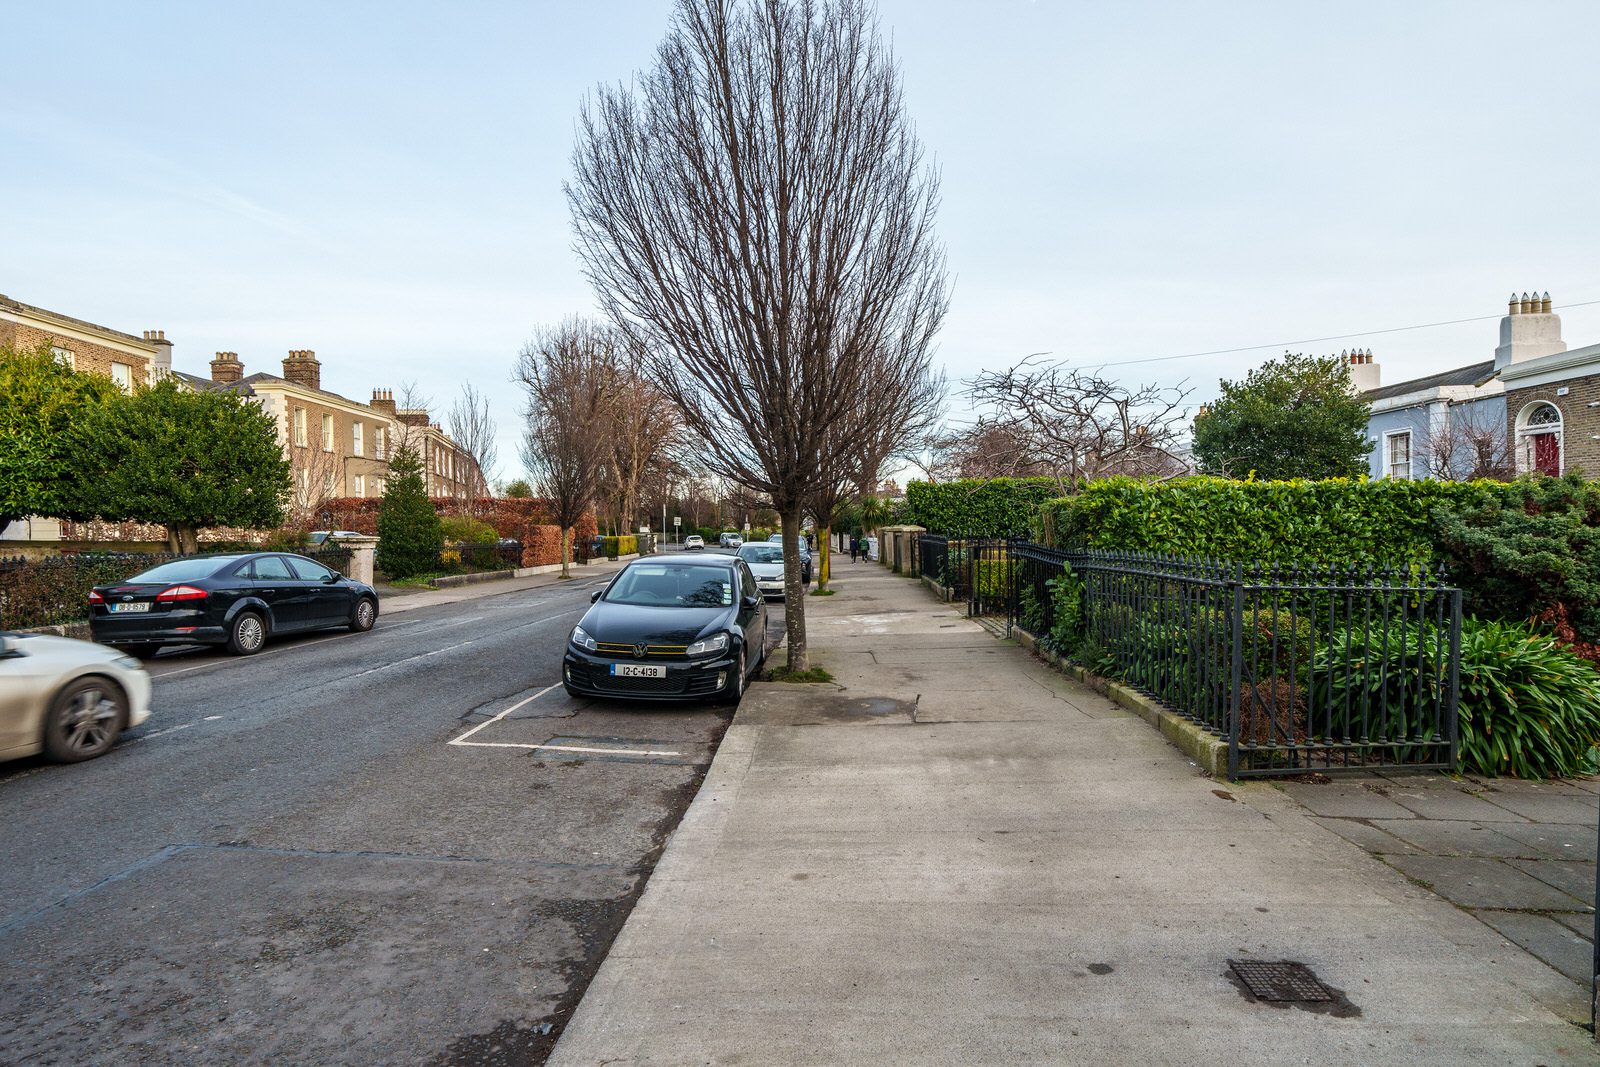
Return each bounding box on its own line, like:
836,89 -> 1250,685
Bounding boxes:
156,585 -> 209,604
88,590 -> 105,605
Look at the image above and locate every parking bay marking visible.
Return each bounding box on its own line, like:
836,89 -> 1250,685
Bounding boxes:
447,685 -> 684,758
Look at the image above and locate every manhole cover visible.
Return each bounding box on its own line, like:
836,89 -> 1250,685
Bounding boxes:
1227,960 -> 1333,1002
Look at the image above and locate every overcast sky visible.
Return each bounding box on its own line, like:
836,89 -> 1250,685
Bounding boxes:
5,0 -> 1598,483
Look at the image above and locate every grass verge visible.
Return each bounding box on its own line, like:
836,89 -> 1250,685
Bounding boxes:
766,665 -> 835,683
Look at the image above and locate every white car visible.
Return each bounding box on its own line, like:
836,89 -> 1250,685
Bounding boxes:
736,542 -> 788,598
718,532 -> 744,549
683,535 -> 705,550
0,632 -> 153,763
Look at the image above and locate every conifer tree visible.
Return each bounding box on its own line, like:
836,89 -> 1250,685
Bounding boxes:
376,445 -> 443,579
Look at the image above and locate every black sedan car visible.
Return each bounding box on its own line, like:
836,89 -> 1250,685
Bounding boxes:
563,554 -> 767,703
89,552 -> 379,658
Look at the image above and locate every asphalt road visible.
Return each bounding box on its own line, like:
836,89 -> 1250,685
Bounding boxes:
0,575 -> 785,1066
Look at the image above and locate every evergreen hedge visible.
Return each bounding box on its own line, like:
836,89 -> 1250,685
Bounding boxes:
904,478 -> 1060,536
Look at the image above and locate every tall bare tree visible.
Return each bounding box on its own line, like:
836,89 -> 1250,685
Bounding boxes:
568,0 -> 948,669
961,359 -> 1193,491
1422,408 -> 1514,481
515,319 -> 615,578
448,383 -> 499,517
602,357 -> 684,535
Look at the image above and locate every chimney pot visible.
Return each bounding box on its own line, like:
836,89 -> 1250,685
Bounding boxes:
1542,292 -> 1552,313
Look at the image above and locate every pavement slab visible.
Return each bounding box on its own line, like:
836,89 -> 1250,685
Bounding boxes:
1476,910 -> 1596,985
1383,854 -> 1587,911
551,565 -> 1595,1065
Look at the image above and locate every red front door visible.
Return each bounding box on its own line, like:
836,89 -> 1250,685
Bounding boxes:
1532,432 -> 1560,476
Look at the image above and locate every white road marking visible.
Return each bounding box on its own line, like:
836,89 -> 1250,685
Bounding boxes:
125,721 -> 198,744
447,685 -> 685,758
353,611 -> 580,679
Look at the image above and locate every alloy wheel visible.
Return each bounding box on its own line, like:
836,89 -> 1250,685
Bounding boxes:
61,687 -> 118,755
356,600 -> 375,629
236,614 -> 265,651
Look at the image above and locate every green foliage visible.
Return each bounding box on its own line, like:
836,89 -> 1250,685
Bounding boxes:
1193,351 -> 1373,480
601,535 -> 640,558
1017,583 -> 1046,635
1314,617 -> 1600,779
1039,476 -> 1493,567
0,552 -> 179,630
1431,474 -> 1600,642
503,479 -> 533,498
439,515 -> 498,544
904,478 -> 1059,536
1046,564 -> 1084,653
377,446 -> 443,579
67,378 -> 289,546
0,343 -> 119,525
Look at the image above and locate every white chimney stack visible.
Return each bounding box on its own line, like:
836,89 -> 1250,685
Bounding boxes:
1346,348 -> 1380,393
1495,290 -> 1565,369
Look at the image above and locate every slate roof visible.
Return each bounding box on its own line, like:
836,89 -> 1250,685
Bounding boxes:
1362,359 -> 1497,402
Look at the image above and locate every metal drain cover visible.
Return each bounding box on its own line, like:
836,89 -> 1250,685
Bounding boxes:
1227,960 -> 1333,1002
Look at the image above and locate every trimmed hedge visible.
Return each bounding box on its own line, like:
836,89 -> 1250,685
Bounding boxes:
1038,476 -> 1494,567
905,478 -> 1060,536
601,535 -> 639,559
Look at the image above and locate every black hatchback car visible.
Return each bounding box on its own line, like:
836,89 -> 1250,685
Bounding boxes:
89,552 -> 379,658
563,554 -> 767,703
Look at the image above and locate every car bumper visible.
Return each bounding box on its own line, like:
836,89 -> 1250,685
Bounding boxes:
120,665 -> 154,729
563,648 -> 739,700
91,615 -> 228,648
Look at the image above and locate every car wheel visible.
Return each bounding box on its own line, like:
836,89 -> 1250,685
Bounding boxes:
125,644 -> 163,661
43,677 -> 126,762
721,646 -> 747,704
349,598 -> 377,633
228,611 -> 268,656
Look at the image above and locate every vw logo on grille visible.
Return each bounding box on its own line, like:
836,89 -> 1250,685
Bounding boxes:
634,643 -> 647,658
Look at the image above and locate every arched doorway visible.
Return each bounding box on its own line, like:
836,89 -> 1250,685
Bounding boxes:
1516,401 -> 1563,476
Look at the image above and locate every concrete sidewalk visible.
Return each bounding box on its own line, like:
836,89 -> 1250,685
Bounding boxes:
551,566 -> 1597,1065
375,559 -> 623,616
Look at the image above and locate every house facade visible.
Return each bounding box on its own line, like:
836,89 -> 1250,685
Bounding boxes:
0,292 -> 169,391
1358,292 -> 1594,480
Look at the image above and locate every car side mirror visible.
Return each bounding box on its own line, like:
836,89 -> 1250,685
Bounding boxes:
590,590 -> 603,603
324,573 -> 342,583
742,595 -> 759,609
0,635 -> 15,657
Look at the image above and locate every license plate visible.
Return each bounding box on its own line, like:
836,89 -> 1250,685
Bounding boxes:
110,603 -> 151,613
610,664 -> 666,678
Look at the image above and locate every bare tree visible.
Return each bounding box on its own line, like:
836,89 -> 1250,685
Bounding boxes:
515,319 -> 615,578
568,0 -> 948,670
286,445 -> 344,530
961,359 -> 1193,492
448,383 -> 499,517
1422,408 -> 1514,481
602,356 -> 684,535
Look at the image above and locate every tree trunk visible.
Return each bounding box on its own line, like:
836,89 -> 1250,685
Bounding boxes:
781,509 -> 808,671
560,527 -> 571,579
166,524 -> 200,554
817,524 -> 832,592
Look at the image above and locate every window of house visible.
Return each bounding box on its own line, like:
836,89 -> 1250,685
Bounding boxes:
321,414 -> 334,452
352,422 -> 363,457
293,408 -> 307,447
353,474 -> 365,498
375,427 -> 386,459
50,346 -> 74,369
373,476 -> 385,495
297,468 -> 309,491
1385,431 -> 1412,479
1516,401 -> 1563,476
111,362 -> 132,392
323,471 -> 335,494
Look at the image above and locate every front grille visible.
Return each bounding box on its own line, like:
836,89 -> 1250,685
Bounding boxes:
593,642 -> 690,658
593,674 -> 688,695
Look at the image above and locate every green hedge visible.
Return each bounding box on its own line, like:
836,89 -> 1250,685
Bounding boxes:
905,478 -> 1060,536
1037,476 -> 1499,567
601,535 -> 639,559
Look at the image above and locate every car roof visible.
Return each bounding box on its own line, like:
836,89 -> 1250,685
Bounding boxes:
632,553 -> 736,568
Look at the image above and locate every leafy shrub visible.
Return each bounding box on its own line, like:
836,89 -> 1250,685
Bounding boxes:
1018,583 -> 1046,635
1313,617 -> 1600,779
522,525 -> 567,568
1039,475 -> 1491,566
601,535 -> 640,559
440,515 -> 498,544
0,552 -> 178,629
905,478 -> 1060,536
1046,563 -> 1085,653
1432,474 -> 1600,643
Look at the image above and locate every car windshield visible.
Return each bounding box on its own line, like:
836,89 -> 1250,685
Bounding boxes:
123,556 -> 243,583
606,564 -> 734,608
738,545 -> 782,564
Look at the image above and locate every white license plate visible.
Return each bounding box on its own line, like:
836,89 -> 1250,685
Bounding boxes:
610,663 -> 666,678
110,603 -> 152,613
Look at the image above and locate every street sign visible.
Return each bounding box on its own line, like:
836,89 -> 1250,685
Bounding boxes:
673,516 -> 681,527
743,522 -> 751,532
638,525 -> 650,534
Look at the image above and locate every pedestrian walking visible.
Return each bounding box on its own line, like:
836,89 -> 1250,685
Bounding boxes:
849,535 -> 859,563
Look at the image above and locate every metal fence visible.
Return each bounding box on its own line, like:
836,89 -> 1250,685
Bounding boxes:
912,535 -> 1463,778
441,541 -> 521,572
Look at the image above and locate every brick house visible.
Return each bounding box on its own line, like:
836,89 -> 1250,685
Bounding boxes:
1357,291 -> 1596,479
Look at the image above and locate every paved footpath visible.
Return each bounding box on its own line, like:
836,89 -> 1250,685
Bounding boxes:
551,563 -> 1597,1066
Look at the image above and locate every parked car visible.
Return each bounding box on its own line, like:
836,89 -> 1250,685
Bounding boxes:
683,535 -> 705,551
737,542 -> 788,598
563,554 -> 766,703
717,532 -> 744,549
765,533 -> 813,583
0,631 -> 153,763
89,552 -> 380,658
307,530 -> 367,545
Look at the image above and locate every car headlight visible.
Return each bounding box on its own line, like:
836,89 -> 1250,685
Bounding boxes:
113,655 -> 142,670
571,625 -> 597,652
686,633 -> 730,656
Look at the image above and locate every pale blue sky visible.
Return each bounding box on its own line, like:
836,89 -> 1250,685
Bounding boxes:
5,0 -> 1598,481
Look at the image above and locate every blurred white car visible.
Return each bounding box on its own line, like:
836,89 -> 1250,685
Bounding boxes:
0,632 -> 153,763
683,535 -> 705,550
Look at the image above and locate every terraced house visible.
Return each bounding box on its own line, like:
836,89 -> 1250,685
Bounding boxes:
2,293 -> 481,540
1357,290 -> 1599,480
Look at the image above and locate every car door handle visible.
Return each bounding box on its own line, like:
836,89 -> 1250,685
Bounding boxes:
258,588 -> 277,593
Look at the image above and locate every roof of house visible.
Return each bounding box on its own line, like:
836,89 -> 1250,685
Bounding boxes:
1362,359 -> 1497,402
0,293 -> 157,350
